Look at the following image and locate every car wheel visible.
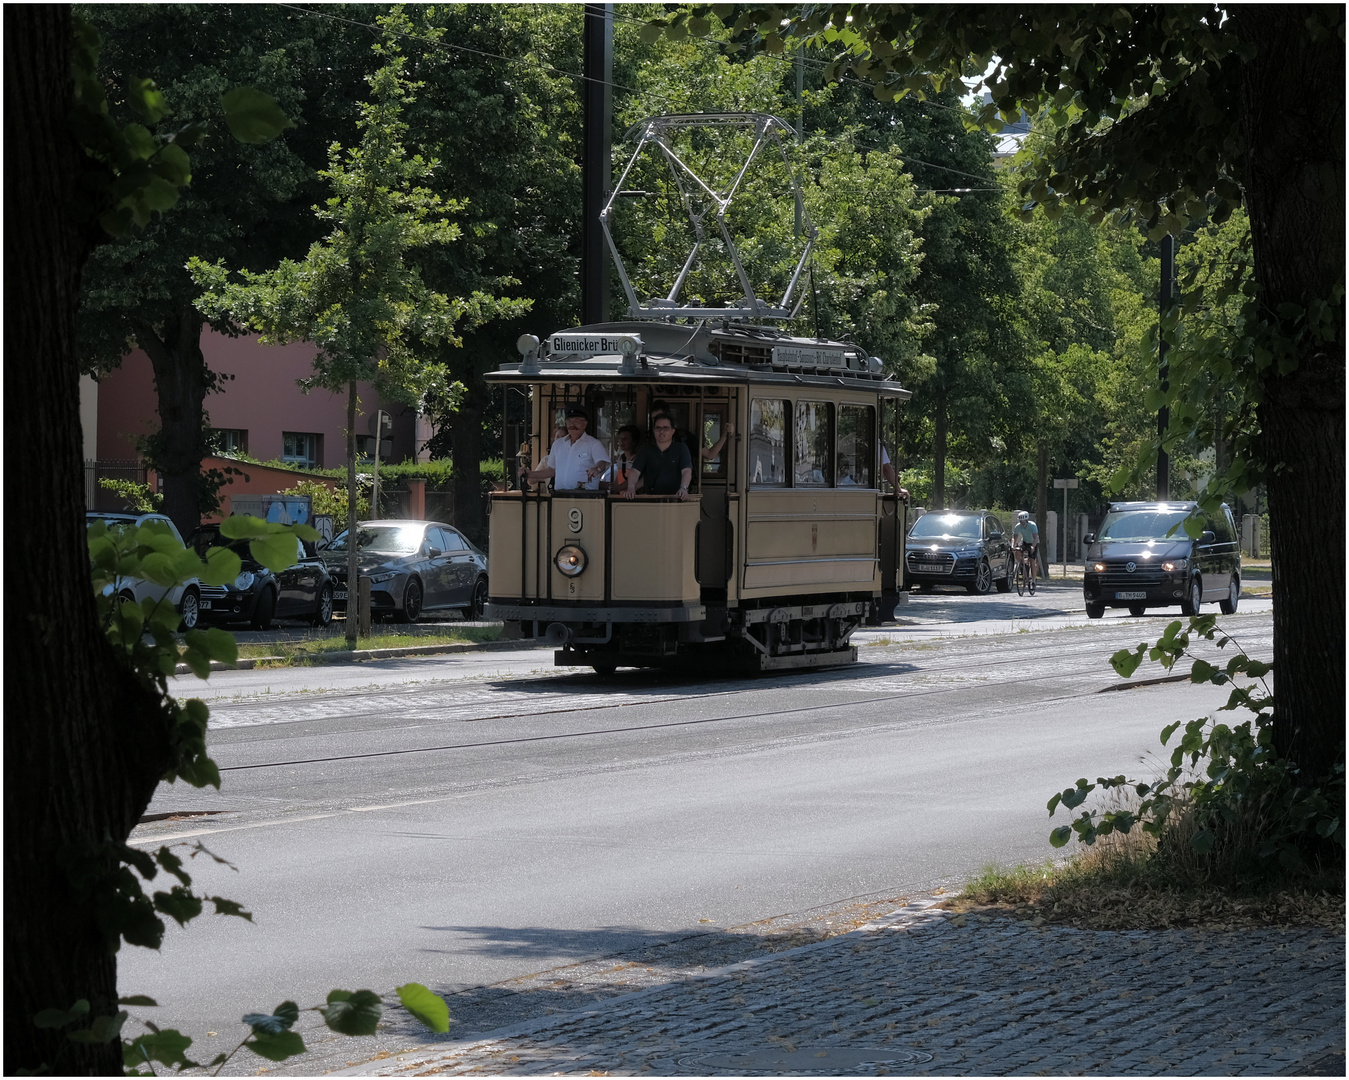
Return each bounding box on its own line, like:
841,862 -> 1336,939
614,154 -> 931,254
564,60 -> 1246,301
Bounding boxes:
1085,602 -> 1105,619
1128,604 -> 1147,618
1180,576 -> 1203,617
251,586 -> 276,631
1219,574 -> 1240,615
312,584 -> 334,627
395,578 -> 423,623
459,576 -> 488,621
995,554 -> 1013,592
967,558 -> 993,595
178,587 -> 201,631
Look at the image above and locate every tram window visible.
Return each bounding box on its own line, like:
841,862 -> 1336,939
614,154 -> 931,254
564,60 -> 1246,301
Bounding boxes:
749,399 -> 787,486
702,410 -> 726,477
794,401 -> 833,486
837,405 -> 875,487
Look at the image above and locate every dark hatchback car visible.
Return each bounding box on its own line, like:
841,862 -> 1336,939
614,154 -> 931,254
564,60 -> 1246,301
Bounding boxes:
905,510 -> 1014,595
320,519 -> 489,622
1082,501 -> 1241,619
191,530 -> 334,629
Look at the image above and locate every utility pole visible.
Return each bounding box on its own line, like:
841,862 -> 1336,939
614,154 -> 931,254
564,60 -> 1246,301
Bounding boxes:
1157,233 -> 1175,499
582,3 -> 613,325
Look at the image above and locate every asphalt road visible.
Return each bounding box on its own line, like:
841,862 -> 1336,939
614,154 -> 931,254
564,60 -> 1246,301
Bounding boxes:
123,584 -> 1274,1074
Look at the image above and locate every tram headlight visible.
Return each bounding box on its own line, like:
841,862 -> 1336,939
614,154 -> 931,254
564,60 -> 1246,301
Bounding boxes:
555,544 -> 588,577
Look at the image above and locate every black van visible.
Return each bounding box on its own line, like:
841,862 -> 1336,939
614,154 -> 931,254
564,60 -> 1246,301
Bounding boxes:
1082,501 -> 1241,619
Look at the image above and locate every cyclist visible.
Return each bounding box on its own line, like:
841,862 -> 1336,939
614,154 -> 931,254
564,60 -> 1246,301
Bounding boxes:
1012,510 -> 1040,589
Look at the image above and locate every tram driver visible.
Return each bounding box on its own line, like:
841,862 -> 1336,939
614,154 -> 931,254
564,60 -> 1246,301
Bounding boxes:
624,413 -> 693,501
520,406 -> 610,491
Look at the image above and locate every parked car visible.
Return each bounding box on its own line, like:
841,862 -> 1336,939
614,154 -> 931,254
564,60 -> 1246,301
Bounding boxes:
1082,501 -> 1241,619
319,520 -> 489,622
905,510 -> 1014,595
85,511 -> 202,630
190,528 -> 333,630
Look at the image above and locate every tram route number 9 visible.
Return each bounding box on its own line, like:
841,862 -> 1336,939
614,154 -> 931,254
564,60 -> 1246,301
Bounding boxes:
567,507 -> 583,533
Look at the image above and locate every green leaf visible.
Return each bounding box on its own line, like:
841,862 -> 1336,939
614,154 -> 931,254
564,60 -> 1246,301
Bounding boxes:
1049,825 -> 1072,848
123,1028 -> 198,1070
153,886 -> 204,927
319,989 -> 383,1036
244,1001 -> 299,1036
68,1011 -> 128,1043
1110,646 -> 1145,678
249,531 -> 302,573
209,896 -> 254,921
245,1029 -> 306,1062
1189,828 -> 1216,854
34,1000 -> 90,1029
118,996 -> 158,1007
396,983 -> 450,1033
200,545 -> 243,586
221,87 -> 295,144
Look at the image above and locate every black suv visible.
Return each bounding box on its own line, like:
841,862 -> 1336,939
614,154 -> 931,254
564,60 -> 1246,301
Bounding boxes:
905,510 -> 1014,595
1082,501 -> 1241,619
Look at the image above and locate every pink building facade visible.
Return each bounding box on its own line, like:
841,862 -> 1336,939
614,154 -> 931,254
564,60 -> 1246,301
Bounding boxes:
87,327 -> 435,471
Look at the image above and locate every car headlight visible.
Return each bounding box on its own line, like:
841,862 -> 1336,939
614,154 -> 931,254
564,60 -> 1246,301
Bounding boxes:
555,544 -> 587,577
368,571 -> 397,584
1162,559 -> 1188,572
1093,562 -> 1106,573
234,570 -> 255,590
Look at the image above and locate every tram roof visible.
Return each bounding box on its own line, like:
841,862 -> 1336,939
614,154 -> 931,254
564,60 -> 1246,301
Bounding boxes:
488,321 -> 912,399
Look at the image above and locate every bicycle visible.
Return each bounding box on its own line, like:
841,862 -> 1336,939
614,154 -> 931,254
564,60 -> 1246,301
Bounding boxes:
1013,543 -> 1037,596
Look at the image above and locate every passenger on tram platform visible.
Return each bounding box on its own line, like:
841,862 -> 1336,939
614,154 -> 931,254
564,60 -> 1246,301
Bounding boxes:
520,407 -> 610,491
601,424 -> 643,492
625,414 -> 693,500
701,421 -> 736,462
880,446 -> 910,500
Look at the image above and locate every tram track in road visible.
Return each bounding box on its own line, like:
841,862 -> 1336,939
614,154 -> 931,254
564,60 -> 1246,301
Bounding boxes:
205,615 -> 1272,775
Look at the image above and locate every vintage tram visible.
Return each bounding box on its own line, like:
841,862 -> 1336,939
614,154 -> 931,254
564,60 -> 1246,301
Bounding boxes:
482,114 -> 911,672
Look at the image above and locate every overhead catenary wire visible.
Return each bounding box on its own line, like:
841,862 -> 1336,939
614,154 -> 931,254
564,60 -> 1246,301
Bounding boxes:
272,2 -> 1008,193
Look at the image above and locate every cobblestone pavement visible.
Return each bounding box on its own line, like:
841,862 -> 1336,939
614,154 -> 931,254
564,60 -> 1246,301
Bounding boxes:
339,900 -> 1344,1076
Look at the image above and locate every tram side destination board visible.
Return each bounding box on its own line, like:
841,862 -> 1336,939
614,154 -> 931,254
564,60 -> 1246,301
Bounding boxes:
772,345 -> 852,370
549,333 -> 643,359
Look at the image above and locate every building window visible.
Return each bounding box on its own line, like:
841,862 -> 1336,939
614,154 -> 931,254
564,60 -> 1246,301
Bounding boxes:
282,432 -> 321,468
211,428 -> 247,455
355,435 -> 392,461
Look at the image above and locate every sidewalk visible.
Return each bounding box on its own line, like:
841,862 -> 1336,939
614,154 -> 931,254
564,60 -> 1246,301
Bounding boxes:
342,898 -> 1344,1076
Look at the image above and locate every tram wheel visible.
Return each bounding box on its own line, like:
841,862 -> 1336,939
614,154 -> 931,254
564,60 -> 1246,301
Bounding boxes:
592,658 -> 618,676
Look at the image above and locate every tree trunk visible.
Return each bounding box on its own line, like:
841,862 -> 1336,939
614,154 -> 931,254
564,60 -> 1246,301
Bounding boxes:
1035,442 -> 1049,576
135,305 -> 209,539
932,383 -> 947,509
1239,6 -> 1346,781
5,7 -> 171,1072
450,393 -> 486,548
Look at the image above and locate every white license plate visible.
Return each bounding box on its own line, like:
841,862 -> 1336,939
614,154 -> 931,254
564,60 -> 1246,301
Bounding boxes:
1115,591 -> 1147,600
198,600 -> 212,610
334,590 -> 348,601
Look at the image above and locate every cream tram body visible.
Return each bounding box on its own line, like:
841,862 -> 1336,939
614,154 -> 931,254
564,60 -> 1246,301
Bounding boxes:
484,321 -> 910,673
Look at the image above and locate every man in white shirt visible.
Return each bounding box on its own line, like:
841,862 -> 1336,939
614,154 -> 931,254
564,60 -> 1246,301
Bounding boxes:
521,407 -> 609,491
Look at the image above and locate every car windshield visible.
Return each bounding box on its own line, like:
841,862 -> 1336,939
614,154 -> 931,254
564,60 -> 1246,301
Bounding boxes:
325,525 -> 423,555
1097,509 -> 1198,542
909,513 -> 981,541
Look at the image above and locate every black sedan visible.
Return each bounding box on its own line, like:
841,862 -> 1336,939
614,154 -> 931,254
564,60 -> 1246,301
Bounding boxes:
320,519 -> 489,622
905,510 -> 1014,595
193,532 -> 334,629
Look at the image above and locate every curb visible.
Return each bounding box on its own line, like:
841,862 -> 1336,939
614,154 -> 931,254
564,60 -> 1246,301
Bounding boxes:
175,636 -> 547,675
334,896 -> 952,1076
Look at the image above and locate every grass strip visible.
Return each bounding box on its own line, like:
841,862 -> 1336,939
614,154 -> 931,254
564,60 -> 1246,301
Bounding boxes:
236,625 -> 503,662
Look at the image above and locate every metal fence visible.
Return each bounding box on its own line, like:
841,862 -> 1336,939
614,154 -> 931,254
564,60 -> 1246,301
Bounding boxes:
84,459 -> 149,512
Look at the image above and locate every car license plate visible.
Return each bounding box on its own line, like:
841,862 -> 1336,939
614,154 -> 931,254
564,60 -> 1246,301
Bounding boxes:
1115,591 -> 1147,600
199,600 -> 212,610
334,589 -> 348,601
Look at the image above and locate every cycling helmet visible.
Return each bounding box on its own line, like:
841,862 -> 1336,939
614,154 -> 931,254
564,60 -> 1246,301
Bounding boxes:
1017,511 -> 1030,521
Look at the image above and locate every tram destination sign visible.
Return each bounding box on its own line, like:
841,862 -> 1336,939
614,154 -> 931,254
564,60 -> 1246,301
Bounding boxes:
549,333 -> 642,359
772,345 -> 850,369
